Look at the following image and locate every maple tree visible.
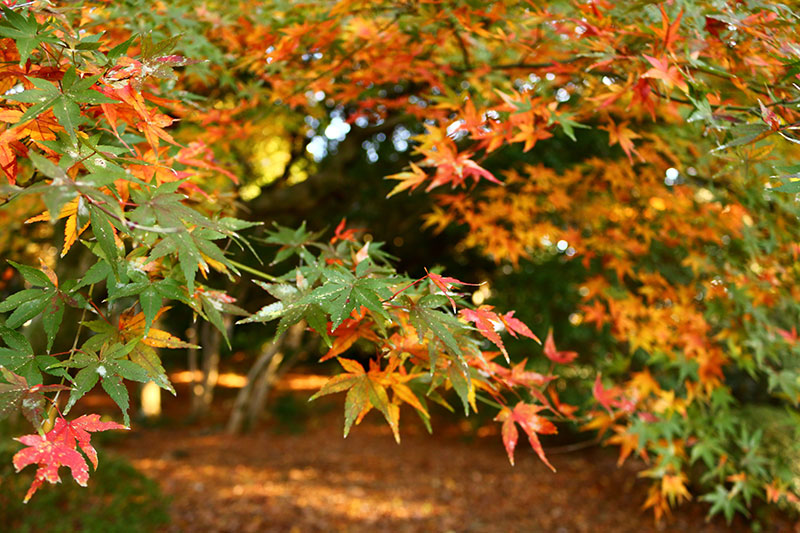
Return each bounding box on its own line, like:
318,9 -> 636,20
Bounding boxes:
0,0 -> 798,526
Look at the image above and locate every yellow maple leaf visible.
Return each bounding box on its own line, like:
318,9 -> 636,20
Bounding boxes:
119,307 -> 196,349
385,161 -> 428,197
26,197 -> 89,257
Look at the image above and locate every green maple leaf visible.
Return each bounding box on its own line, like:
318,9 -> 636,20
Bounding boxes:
312,264 -> 393,330
0,5 -> 56,66
239,280 -> 330,345
52,340 -> 150,426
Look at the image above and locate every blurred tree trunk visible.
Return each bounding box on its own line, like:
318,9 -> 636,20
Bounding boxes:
244,320 -> 307,429
190,316 -> 232,418
226,330 -> 288,434
187,323 -> 200,413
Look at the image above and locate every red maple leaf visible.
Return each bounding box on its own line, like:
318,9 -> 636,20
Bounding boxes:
499,311 -> 541,344
778,326 -> 798,344
593,373 -> 616,412
460,306 -> 507,358
13,414 -> 127,502
51,415 -> 127,470
495,402 -> 557,471
330,217 -> 361,244
461,306 -> 539,361
506,358 -> 553,388
592,373 -> 634,414
543,328 -> 578,364
549,388 -> 578,420
657,5 -> 683,53
426,269 -> 477,311
759,100 -> 781,131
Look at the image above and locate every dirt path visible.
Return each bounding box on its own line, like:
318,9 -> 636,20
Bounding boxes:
109,394 -> 779,533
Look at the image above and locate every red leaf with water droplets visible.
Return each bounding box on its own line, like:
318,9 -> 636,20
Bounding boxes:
460,306 -> 507,359
461,306 -> 538,361
13,433 -> 89,502
52,414 -> 128,470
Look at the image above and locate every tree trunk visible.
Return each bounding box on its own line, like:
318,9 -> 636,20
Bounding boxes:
245,350 -> 284,428
245,321 -> 308,427
226,331 -> 287,434
186,323 -> 201,413
190,316 -> 232,418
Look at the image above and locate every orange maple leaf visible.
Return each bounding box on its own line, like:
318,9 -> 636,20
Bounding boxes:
495,402 -> 557,470
600,120 -> 641,163
641,55 -> 688,93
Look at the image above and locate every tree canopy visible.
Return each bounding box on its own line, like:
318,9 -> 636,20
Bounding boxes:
1,0 -> 799,524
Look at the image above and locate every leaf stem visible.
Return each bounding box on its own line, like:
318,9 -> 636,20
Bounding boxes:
475,393 -> 504,410
383,274 -> 427,303
48,283 -> 95,429
228,259 -> 278,281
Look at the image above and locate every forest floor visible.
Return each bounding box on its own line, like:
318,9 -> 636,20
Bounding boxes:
104,374 -> 792,533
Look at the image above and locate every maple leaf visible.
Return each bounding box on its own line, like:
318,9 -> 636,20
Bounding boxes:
606,424 -> 648,466
657,6 -> 683,54
320,309 -> 379,362
460,306 -> 507,358
777,327 -> 798,344
460,305 -> 538,361
175,141 -> 238,184
661,472 -> 692,506
13,414 -> 126,502
416,134 -> 502,191
421,205 -> 456,234
509,118 -> 554,152
485,357 -> 554,389
51,414 -> 128,470
494,402 -> 557,471
542,328 -> 577,364
643,483 -> 671,523
13,433 -> 87,502
499,311 -> 540,343
580,300 -> 606,330
426,269 -> 477,312
118,307 -> 196,349
759,99 -> 781,131
548,388 -> 578,420
330,217 -> 361,244
385,161 -> 428,197
25,197 -> 90,257
600,120 -> 641,163
641,55 -> 688,93
0,366 -> 68,426
764,481 -> 784,504
310,358 -> 400,442
593,373 -> 633,414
